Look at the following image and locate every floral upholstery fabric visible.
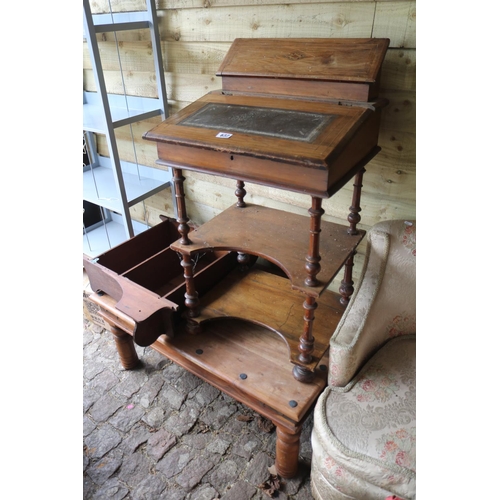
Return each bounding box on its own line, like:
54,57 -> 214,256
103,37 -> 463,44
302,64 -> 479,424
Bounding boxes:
311,220 -> 416,500
312,336 -> 416,500
329,220 -> 416,387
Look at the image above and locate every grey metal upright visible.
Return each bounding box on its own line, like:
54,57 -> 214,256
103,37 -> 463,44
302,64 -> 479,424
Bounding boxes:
83,0 -> 174,254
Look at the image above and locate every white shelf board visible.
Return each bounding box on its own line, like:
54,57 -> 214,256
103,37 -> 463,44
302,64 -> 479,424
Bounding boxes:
83,215 -> 149,258
83,92 -> 163,133
83,156 -> 172,212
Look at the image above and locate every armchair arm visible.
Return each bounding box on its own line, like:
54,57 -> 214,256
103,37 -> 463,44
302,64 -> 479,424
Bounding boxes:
329,220 -> 416,387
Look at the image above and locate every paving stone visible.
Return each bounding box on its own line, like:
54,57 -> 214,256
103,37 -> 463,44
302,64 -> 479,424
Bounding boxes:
147,428 -> 177,461
158,385 -> 187,411
114,372 -> 147,398
220,480 -> 257,500
142,406 -> 166,429
83,474 -> 97,499
90,393 -> 126,423
200,398 -> 238,431
244,452 -> 273,486
206,437 -> 231,455
209,458 -> 241,493
188,484 -> 219,500
121,424 -> 152,454
182,432 -> 211,450
86,450 -> 123,485
142,347 -> 169,371
232,432 -> 261,460
83,415 -> 96,437
174,370 -> 203,394
292,478 -> 313,500
130,473 -> 167,499
139,374 -> 165,408
158,485 -> 187,500
118,451 -> 152,487
83,387 -> 100,413
192,383 -> 221,406
109,403 -> 146,432
85,424 -> 123,459
163,362 -> 186,381
164,401 -> 200,437
156,447 -> 193,479
91,369 -> 121,394
92,478 -> 129,500
83,328 -> 94,346
176,454 -> 219,492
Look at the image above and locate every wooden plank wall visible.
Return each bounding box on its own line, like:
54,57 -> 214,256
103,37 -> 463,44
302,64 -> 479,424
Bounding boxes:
83,0 -> 416,288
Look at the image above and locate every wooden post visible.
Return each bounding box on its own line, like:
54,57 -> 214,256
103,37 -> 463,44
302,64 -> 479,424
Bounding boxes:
293,296 -> 317,383
347,167 -> 365,235
172,168 -> 192,245
275,425 -> 302,478
109,324 -> 139,369
339,251 -> 355,306
305,197 -> 324,287
235,180 -> 247,207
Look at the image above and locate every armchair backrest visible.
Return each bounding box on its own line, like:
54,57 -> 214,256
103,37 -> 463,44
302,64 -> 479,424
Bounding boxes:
329,219 -> 416,387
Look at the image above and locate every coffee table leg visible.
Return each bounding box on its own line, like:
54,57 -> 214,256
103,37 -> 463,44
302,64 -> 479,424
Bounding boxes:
109,324 -> 139,370
275,425 -> 302,478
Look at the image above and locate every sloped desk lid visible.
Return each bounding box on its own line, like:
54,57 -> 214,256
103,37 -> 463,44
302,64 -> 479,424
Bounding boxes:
216,38 -> 390,84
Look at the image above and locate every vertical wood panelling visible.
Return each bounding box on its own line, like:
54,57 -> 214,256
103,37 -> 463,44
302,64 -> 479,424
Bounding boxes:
84,0 -> 416,286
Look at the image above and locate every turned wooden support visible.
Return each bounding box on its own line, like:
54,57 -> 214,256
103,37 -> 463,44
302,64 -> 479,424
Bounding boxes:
305,197 -> 324,287
339,251 -> 355,306
275,425 -> 302,478
292,296 -> 317,383
172,168 -> 192,245
347,167 -> 365,235
180,253 -> 201,333
109,324 -> 139,370
235,180 -> 247,207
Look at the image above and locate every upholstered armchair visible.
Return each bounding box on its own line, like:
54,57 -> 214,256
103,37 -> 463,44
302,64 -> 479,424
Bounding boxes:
311,219 -> 416,500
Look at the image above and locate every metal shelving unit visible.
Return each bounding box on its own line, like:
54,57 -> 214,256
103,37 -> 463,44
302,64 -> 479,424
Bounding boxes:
83,0 -> 175,257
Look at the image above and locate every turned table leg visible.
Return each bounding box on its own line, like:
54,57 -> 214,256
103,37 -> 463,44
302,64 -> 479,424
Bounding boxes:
339,167 -> 365,305
275,425 -> 302,479
173,167 -> 192,245
305,197 -> 324,287
293,296 -> 317,383
172,167 -> 201,331
109,324 -> 139,370
347,167 -> 365,236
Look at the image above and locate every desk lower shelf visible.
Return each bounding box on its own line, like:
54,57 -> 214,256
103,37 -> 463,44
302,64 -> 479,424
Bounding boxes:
171,203 -> 365,297
188,265 -> 345,372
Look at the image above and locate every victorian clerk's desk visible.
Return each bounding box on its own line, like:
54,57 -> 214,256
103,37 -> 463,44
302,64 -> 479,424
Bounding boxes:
85,38 -> 390,478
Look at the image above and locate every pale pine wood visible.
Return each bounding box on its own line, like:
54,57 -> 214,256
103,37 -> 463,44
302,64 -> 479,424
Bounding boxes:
84,42 -> 416,92
83,1 -> 416,282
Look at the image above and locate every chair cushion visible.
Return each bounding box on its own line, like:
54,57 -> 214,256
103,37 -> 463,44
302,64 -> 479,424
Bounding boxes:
329,220 -> 416,387
312,335 -> 416,500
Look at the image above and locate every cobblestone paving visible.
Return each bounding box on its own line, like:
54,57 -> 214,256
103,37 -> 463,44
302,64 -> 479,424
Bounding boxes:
83,319 -> 315,499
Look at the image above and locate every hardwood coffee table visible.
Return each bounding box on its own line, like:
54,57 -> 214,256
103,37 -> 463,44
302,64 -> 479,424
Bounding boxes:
89,291 -> 343,478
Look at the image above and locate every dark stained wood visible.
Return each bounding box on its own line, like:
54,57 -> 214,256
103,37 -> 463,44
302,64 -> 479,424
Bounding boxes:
83,217 -> 238,346
109,324 -> 139,370
172,168 -> 192,245
216,38 -> 390,101
305,197 -> 324,287
170,204 -> 365,298
145,91 -> 383,199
